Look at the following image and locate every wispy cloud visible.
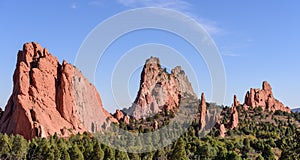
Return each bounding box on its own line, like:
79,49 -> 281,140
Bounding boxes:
117,0 -> 191,10
116,0 -> 222,36
219,40 -> 254,57
221,52 -> 240,57
71,2 -> 79,9
88,1 -> 102,6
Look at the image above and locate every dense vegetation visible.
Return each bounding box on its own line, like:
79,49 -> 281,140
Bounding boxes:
0,105 -> 300,160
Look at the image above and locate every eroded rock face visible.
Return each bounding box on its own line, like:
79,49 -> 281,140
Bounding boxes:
0,42 -> 117,139
126,57 -> 197,119
244,81 -> 291,113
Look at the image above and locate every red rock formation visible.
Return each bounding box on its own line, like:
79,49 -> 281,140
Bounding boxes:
123,115 -> 130,125
219,124 -> 226,138
0,42 -> 117,140
113,109 -> 130,125
233,95 -> 240,107
229,106 -> 239,129
126,57 -> 197,119
113,109 -> 125,121
244,81 -> 291,113
153,120 -> 159,130
199,93 -> 207,130
227,95 -> 239,129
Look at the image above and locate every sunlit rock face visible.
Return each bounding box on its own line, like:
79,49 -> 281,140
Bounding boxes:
0,42 -> 117,140
244,81 -> 291,113
126,57 -> 197,119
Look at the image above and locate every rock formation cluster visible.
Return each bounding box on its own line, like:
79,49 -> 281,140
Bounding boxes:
244,81 -> 290,113
0,43 -> 293,140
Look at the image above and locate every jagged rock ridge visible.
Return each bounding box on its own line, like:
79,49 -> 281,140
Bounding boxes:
0,42 -> 117,139
217,82 -> 291,138
243,81 -> 291,113
125,57 -> 197,119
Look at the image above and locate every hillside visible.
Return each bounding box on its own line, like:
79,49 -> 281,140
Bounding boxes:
0,42 -> 299,159
0,102 -> 299,159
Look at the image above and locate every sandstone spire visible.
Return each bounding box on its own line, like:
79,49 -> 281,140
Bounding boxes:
229,106 -> 239,129
199,93 -> 207,130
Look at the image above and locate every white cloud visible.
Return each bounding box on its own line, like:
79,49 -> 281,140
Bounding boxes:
71,2 -> 79,9
116,0 -> 222,36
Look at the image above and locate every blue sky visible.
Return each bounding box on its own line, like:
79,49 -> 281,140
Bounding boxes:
1,0 -> 300,112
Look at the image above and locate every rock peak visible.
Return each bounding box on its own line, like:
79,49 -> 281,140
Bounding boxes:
233,95 -> 240,107
262,81 -> 272,92
145,56 -> 160,65
201,92 -> 205,102
126,57 -> 197,119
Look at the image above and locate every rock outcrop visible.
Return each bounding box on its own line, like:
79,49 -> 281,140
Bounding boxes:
227,95 -> 239,129
0,42 -> 117,140
219,124 -> 226,138
229,106 -> 239,129
113,109 -> 125,121
244,81 -> 291,113
199,93 -> 207,130
113,109 -> 129,125
233,95 -> 240,107
125,57 -> 197,119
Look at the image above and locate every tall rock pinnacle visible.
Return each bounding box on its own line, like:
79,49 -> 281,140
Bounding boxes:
126,57 -> 197,119
0,42 -> 117,139
199,93 -> 207,130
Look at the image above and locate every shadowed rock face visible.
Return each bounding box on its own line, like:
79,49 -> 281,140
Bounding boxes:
244,81 -> 291,113
0,42 -> 117,140
125,57 -> 197,119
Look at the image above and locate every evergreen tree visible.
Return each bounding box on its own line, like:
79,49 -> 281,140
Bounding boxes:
115,150 -> 130,160
0,134 -> 12,159
262,145 -> 275,160
104,147 -> 115,160
170,138 -> 188,160
226,151 -> 242,160
92,141 -> 104,160
69,144 -> 84,160
12,134 -> 28,159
